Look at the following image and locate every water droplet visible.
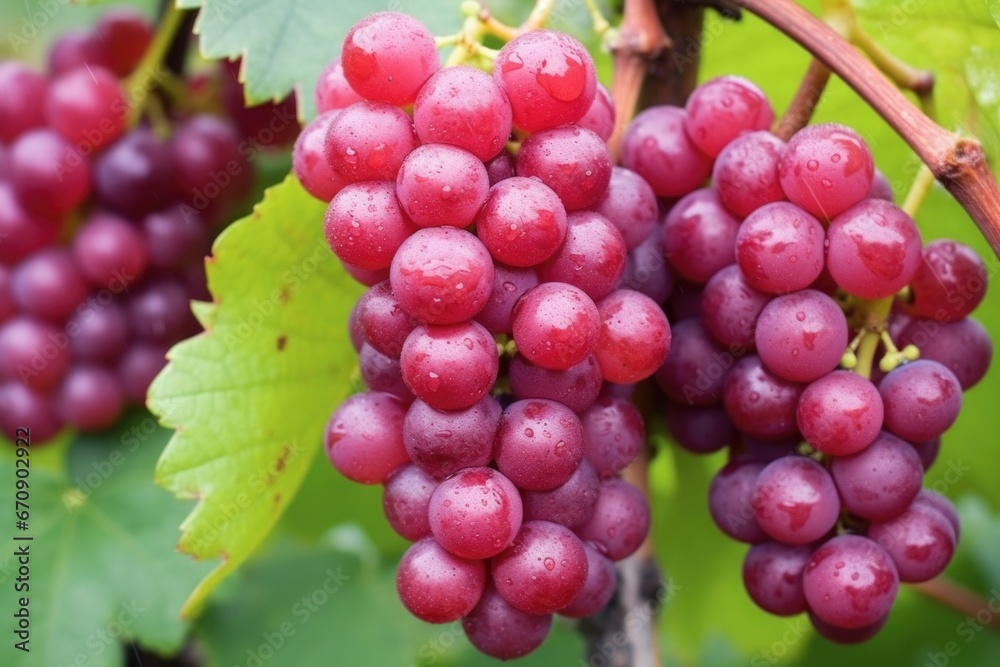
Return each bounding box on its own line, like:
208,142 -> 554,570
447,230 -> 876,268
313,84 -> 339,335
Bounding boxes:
543,558 -> 556,571
806,160 -> 819,171
796,311 -> 806,321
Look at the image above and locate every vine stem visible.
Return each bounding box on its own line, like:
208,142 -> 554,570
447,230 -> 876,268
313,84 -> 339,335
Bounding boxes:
736,0 -> 1000,259
912,578 -> 1000,630
125,3 -> 187,129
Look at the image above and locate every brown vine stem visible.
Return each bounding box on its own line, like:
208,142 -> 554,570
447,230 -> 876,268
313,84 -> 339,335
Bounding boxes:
735,0 -> 1000,260
912,578 -> 1000,630
772,59 -> 831,140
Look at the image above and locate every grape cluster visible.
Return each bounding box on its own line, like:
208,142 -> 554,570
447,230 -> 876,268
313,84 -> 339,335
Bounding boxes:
645,77 -> 990,641
300,12 -> 671,660
0,7 -> 275,443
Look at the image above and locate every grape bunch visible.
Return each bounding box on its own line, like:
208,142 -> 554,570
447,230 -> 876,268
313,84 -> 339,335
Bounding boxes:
0,7 -> 282,444
298,12 -> 671,660
643,77 -> 989,641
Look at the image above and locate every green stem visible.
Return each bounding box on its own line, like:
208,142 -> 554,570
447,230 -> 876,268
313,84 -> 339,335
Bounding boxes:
125,3 -> 187,129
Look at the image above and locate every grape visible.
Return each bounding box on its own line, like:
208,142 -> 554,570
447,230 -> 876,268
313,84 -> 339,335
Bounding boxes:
700,264 -> 770,350
73,213 -> 150,289
395,144 -> 489,228
0,182 -> 60,265
66,302 -> 129,364
494,399 -> 585,491
621,225 -> 675,305
475,265 -> 539,336
324,181 -> 414,272
341,261 -> 389,287
779,123 -> 874,220
735,202 -> 826,294
580,395 -> 644,479
751,456 -> 840,544
94,8 -> 153,76
0,62 -> 47,142
428,467 -> 522,559
740,434 -> 802,463
662,189 -> 740,283
509,353 -> 602,413
325,391 -> 409,484
713,131 -> 786,219
413,65 -> 512,161
653,319 -> 728,406
116,343 -> 167,403
359,343 -> 413,400
898,317 -> 992,390
516,124 -> 612,210
665,403 -> 735,454
622,106 -> 712,197
355,280 -> 415,359
594,167 -> 659,251
314,59 -> 364,113
755,290 -> 849,383
9,129 -> 92,218
293,112 -> 347,202
831,430 -> 924,521
493,30 -> 596,132
796,370 -> 884,456
11,249 -> 88,323
485,150 -> 516,185
0,266 -> 13,323
809,611 -> 888,644
399,321 -> 499,411
868,169 -> 894,201
911,436 -> 941,470
742,541 -> 812,615
46,66 -> 126,151
559,541 -> 616,617
170,115 -> 250,211
390,227 -> 494,325
903,239 -> 987,321
48,31 -> 108,76
708,459 -> 768,543
867,501 -> 956,583
575,478 -> 650,560
521,460 -> 600,528
219,58 -> 300,149
827,199 -> 922,299
491,520 -> 588,615
914,490 -> 960,540
723,355 -> 803,439
0,317 -> 73,391
462,584 -> 552,660
95,128 -> 178,218
538,211 -> 626,301
475,177 -> 568,268
324,101 -> 418,182
141,208 -> 207,271
803,534 -> 899,630
341,12 -> 439,106
127,279 -> 197,344
684,76 -> 774,157
0,381 -> 62,443
403,396 -> 500,479
878,360 -> 962,442
577,83 -> 615,141
396,537 -> 486,623
57,365 -> 125,431
512,282 -> 600,371
382,465 -> 436,541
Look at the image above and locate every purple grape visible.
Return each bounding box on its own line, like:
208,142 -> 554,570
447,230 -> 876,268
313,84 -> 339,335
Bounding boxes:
396,537 -> 485,623
428,467 -> 523,560
796,370 -> 884,456
0,266 -> 13,323
867,501 -> 956,583
684,76 -> 773,158
171,114 -> 251,213
57,365 -> 125,432
878,360 -> 962,442
713,131 -> 786,219
831,430 -> 924,521
755,290 -> 849,383
621,106 -> 713,197
522,460 -> 600,528
898,317 -> 992,390
399,321 -> 499,411
577,83 -> 615,142
779,123 -> 874,220
740,434 -> 802,463
462,584 -> 552,660
72,213 -> 150,290
0,316 -> 72,391
621,225 -> 675,305
382,464 -> 437,541
736,202 -> 826,295
495,399 -> 585,491
742,541 -> 812,615
662,188 -> 741,284
809,611 -> 888,644
708,459 -> 768,543
595,289 -> 672,384
0,381 -> 62,443
402,396 -> 500,479
355,280 -> 415,359
517,124 -> 612,210
559,541 -> 616,617
665,402 -> 735,454
127,278 -> 198,345
803,535 -> 898,630
11,249 -> 89,323
911,437 -> 941,470
580,395 -> 644,479
654,319 -> 730,407
116,343 -> 167,403
512,282 -> 601,371
751,456 -> 840,544
508,353 -> 602,413
358,343 -> 413,401
93,128 -> 176,217
722,355 -> 803,439
700,264 -> 770,350
46,65 -> 127,152
485,150 -> 516,185
538,211 -> 626,301
0,182 -> 60,265
575,479 -> 650,561
324,391 -> 409,484
142,208 -> 208,270
868,169 -> 894,201
904,240 -> 987,322
914,490 -> 960,540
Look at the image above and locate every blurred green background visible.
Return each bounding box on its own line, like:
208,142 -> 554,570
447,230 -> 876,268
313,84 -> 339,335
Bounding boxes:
3,0 -> 1000,666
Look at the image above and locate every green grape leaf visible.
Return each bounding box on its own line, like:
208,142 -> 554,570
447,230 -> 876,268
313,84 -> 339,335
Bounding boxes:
149,176 -> 362,617
178,0 -> 465,117
0,414 -> 210,667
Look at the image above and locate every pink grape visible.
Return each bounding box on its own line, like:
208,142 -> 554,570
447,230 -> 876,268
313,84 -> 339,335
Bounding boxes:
324,391 -> 409,484
46,65 -> 127,151
508,353 -> 602,413
662,189 -> 741,283
0,62 -> 47,142
512,282 -> 601,371
736,202 -> 826,294
0,316 -> 73,391
403,396 -> 500,479
803,535 -> 899,630
475,265 -> 539,335
779,123 -> 874,220
494,399 -> 585,491
475,177 -> 568,268
428,467 -> 522,560
323,181 -> 414,272
575,478 -> 650,561
878,360 -> 962,442
713,131 -> 786,219
462,584 -> 552,660
700,264 -> 770,350
314,59 -> 363,113
516,124 -> 612,210
538,211 -> 626,301
751,456 -> 840,544
796,370 -> 884,456
293,111 -> 347,202
355,280 -> 415,359
723,355 -> 803,439
903,239 -> 987,321
831,430 -> 924,521
559,542 -> 616,617
395,144 -> 489,228
491,520 -> 588,615
755,290 -> 849,383
621,106 -> 712,197
324,101 -> 417,182
594,167 -> 659,251
396,537 -> 486,623
867,501 -> 956,583
399,322 -> 498,411
580,395 -> 644,479
684,75 -> 774,157
898,316 -> 992,390
577,83 -> 615,141
594,289 -> 671,384
708,458 -> 768,543
382,464 -> 437,540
